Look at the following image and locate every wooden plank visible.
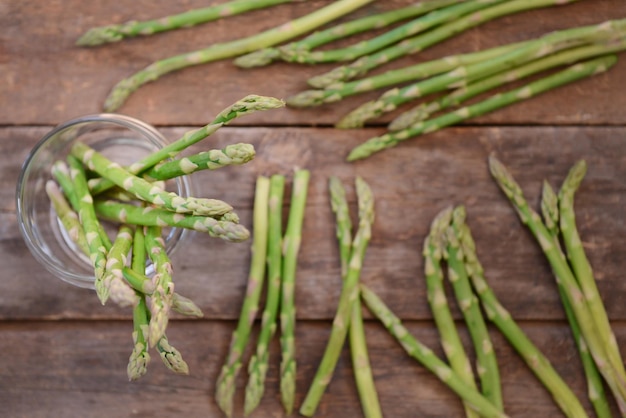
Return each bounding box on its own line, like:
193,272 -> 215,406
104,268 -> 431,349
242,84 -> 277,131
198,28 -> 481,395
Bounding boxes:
2,319 -> 624,418
3,126 -> 626,321
1,0 -> 625,125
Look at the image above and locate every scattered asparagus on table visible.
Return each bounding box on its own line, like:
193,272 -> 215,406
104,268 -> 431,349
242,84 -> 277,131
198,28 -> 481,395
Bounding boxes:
445,206 -> 503,412
236,0 -> 465,68
77,0 -> 300,46
423,206 -> 480,418
101,0 -> 375,111
347,55 -> 617,161
489,155 -> 626,413
280,169 -> 311,415
300,176 -> 373,417
540,181 -> 612,418
215,176 -> 271,418
244,174 -> 285,416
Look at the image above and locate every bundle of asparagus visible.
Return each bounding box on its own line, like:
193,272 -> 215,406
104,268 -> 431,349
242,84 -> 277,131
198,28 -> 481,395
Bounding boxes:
45,95 -> 284,380
215,169 -> 310,417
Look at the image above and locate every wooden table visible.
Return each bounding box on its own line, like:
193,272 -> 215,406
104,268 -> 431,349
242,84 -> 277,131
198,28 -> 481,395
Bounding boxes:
2,1 -> 625,417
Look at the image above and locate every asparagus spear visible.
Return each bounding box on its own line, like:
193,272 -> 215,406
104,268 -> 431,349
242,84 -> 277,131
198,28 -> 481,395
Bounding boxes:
541,181 -> 611,418
128,227 -> 151,381
338,21 -> 625,128
306,0 -> 582,88
72,142 -> 233,217
445,206 -> 503,412
423,206 -> 480,418
77,0 -> 299,46
300,176 -> 372,417
45,180 -> 90,256
216,176 -> 270,418
104,225 -> 139,307
558,160 -> 626,384
280,169 -> 310,414
90,95 -> 283,195
143,143 -> 255,181
103,0 -> 375,111
94,200 -> 249,242
488,155 -> 626,412
280,0 -> 506,65
389,39 -> 626,130
359,284 -> 508,418
171,293 -> 204,318
288,42 -> 528,107
156,335 -> 189,375
66,155 -> 109,301
329,176 -> 382,418
347,55 -> 618,161
235,0 -> 466,68
244,174 -> 285,416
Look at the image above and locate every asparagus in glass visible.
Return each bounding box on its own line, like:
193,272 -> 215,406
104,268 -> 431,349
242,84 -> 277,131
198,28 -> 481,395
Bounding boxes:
156,335 -> 189,375
235,0 -> 465,68
77,0 -> 299,46
347,55 -> 617,161
540,181 -> 611,418
558,160 -> 626,384
423,206 -> 480,418
287,42 -> 528,107
488,155 -> 626,412
389,39 -> 626,130
280,169 -> 310,415
244,174 -> 285,416
300,176 -> 373,417
445,206 -> 503,412
338,21 -> 625,128
215,176 -> 270,418
360,284 -> 508,418
128,227 -> 151,381
143,143 -> 255,181
45,180 -> 90,256
329,176 -> 382,418
94,200 -> 249,242
104,224 -> 139,307
72,142 -> 233,218
306,0 -> 582,88
90,95 -> 283,195
103,0 -> 375,111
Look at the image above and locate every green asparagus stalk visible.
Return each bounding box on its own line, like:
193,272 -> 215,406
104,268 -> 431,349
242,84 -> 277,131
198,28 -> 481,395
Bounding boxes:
488,155 -> 626,413
72,142 -> 233,217
89,95 -> 283,195
128,227 -> 151,381
389,39 -> 626,130
103,0 -> 375,111
104,225 -> 139,307
243,174 -> 285,416
280,169 -> 310,415
281,0 -> 506,65
338,21 -> 626,128
216,176 -> 270,418
300,176 -> 372,417
66,155 -> 109,302
77,0 -> 299,46
143,143 -> 255,181
329,176 -> 382,418
306,0 -> 583,89
45,180 -> 90,256
445,206 -> 503,412
459,221 -> 589,418
94,200 -> 249,242
558,160 -> 626,385
288,41 -> 528,107
359,284 -> 508,418
235,0 -> 465,68
347,55 -> 617,161
540,181 -> 611,418
156,335 -> 189,375
172,293 -> 204,318
423,206 -> 480,418
144,225 -> 174,347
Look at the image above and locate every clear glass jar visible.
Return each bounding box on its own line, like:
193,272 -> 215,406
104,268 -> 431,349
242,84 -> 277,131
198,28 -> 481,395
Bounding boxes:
16,114 -> 191,289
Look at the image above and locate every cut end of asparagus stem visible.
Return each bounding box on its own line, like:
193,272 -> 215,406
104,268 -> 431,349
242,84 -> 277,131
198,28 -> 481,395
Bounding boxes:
76,25 -> 124,47
233,48 -> 281,68
285,90 -> 330,107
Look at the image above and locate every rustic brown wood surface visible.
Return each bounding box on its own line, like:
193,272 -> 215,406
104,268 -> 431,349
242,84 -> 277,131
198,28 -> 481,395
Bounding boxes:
1,1 -> 625,417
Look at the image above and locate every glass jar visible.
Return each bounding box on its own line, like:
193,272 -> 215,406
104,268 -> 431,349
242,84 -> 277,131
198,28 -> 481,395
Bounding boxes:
16,114 -> 191,289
